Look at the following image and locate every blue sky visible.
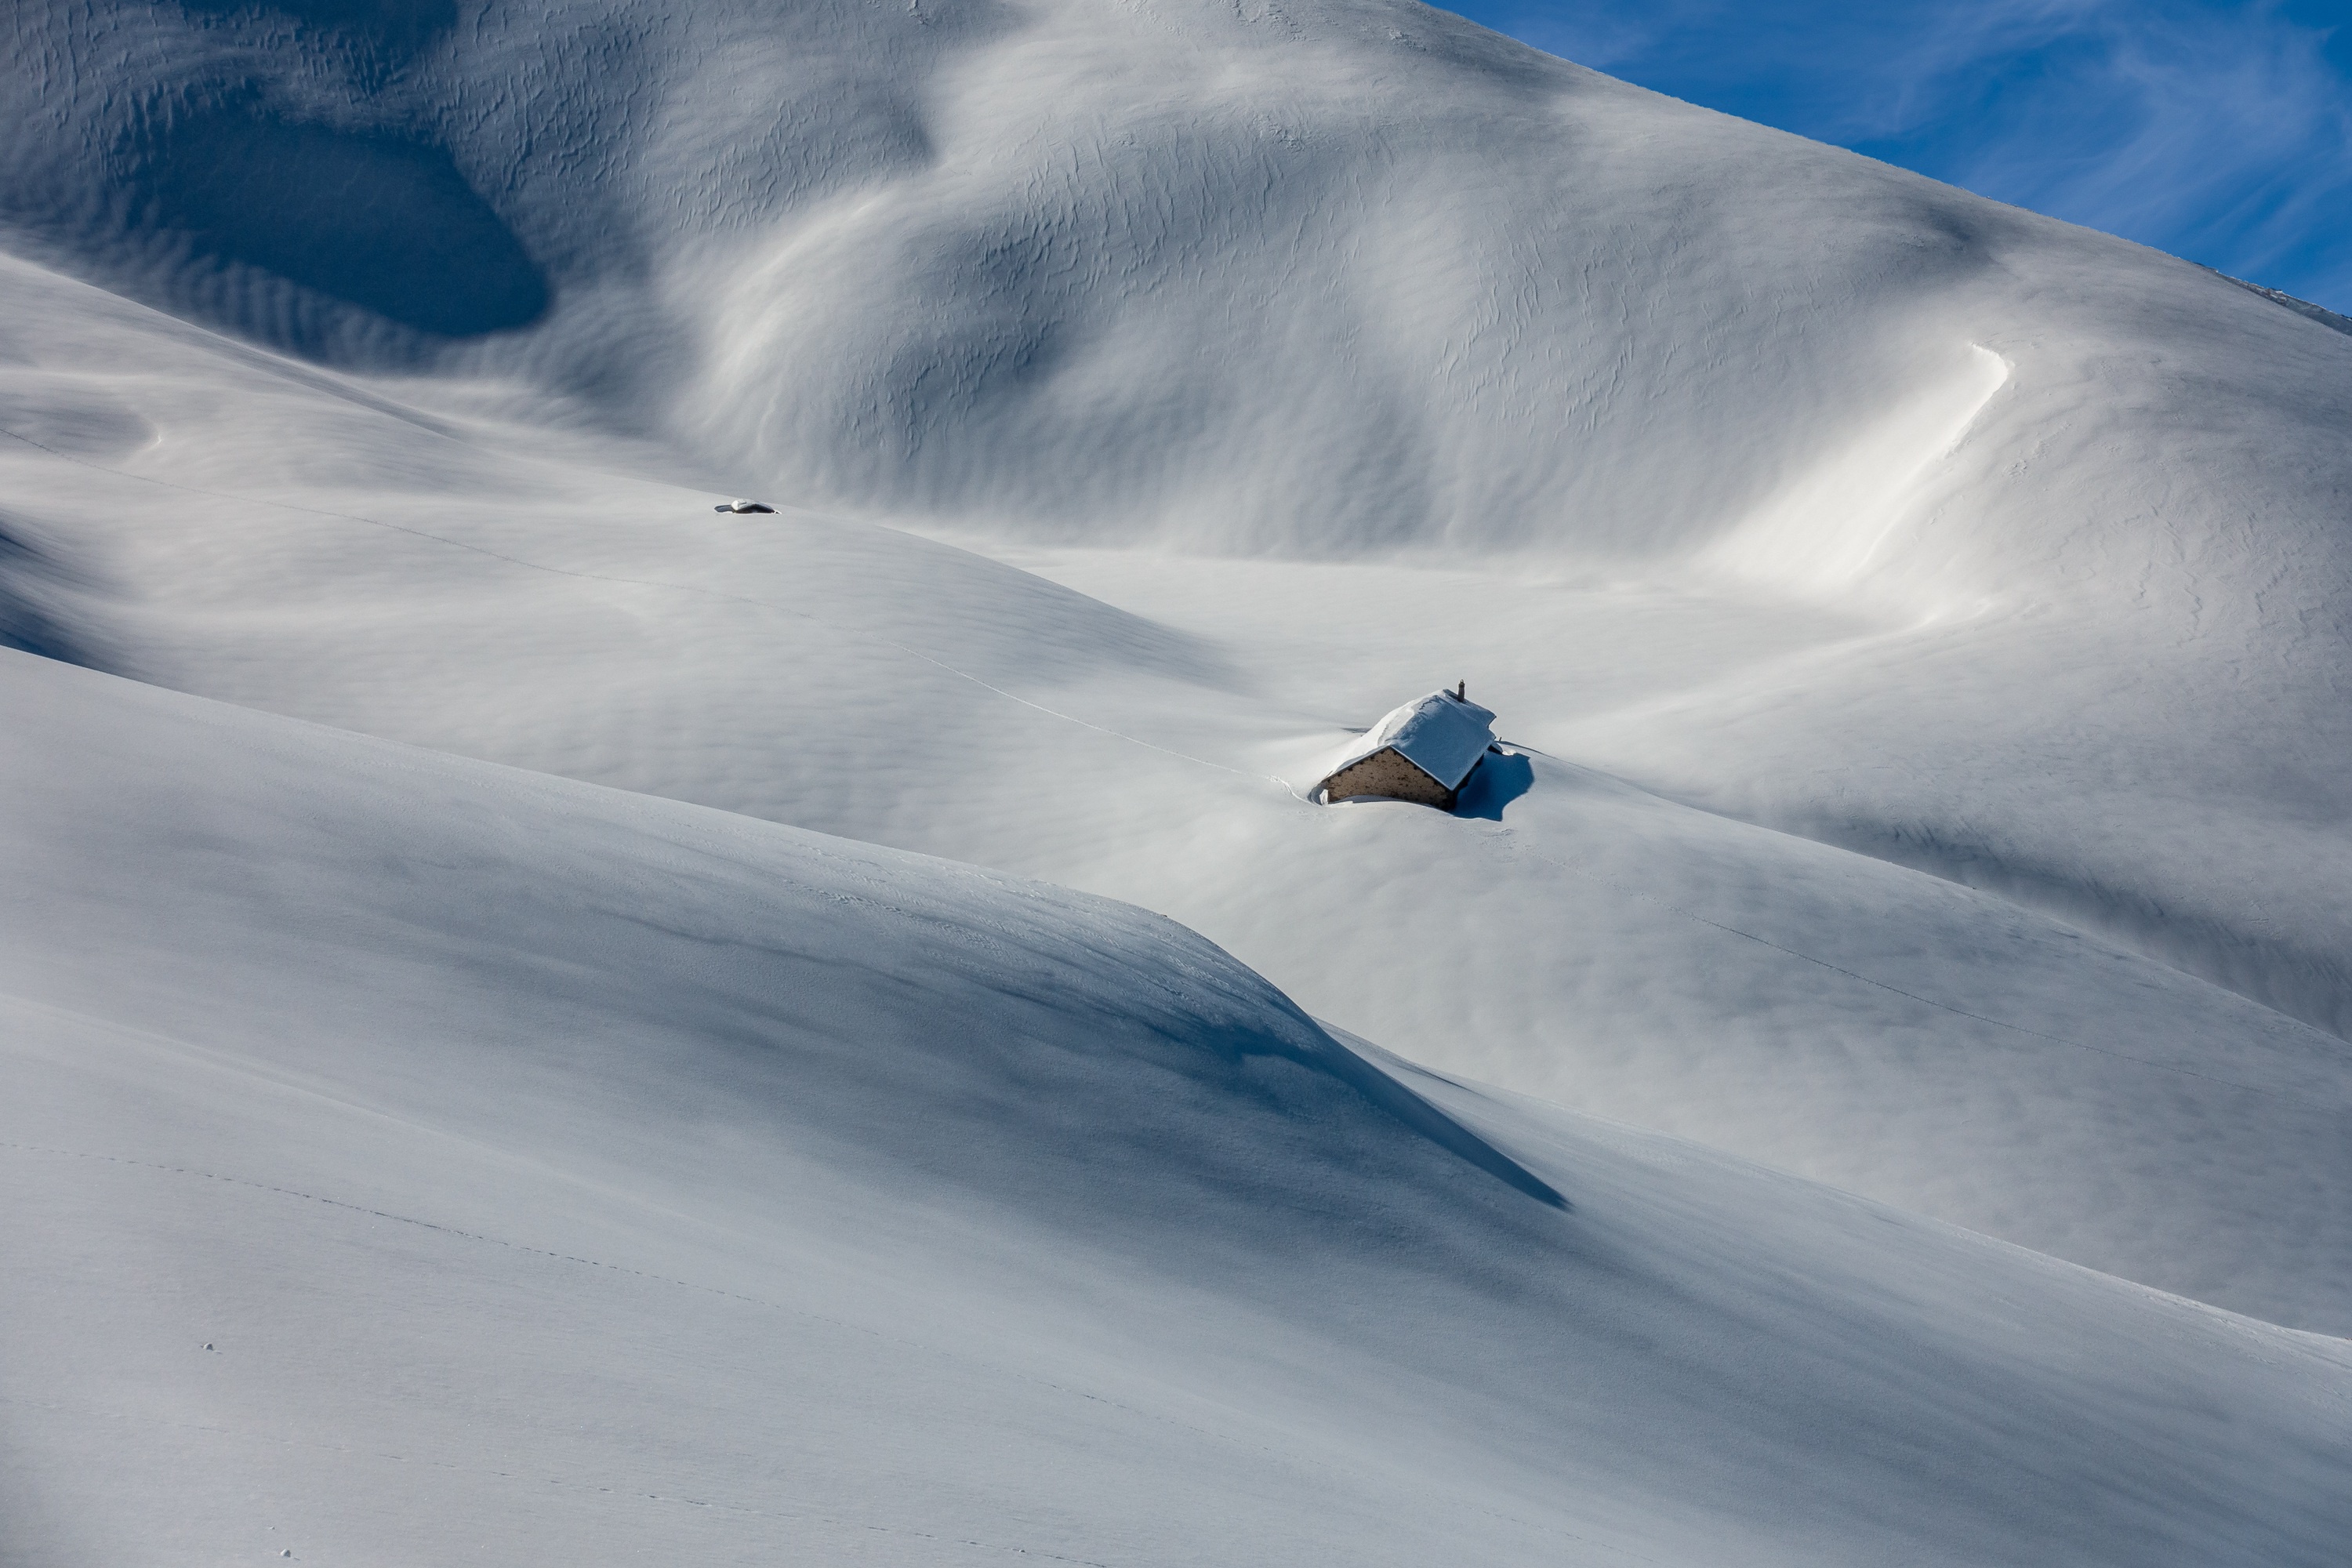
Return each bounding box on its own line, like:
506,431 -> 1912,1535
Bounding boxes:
1439,1 -> 2352,312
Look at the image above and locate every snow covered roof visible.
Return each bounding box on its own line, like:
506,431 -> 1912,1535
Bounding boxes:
1325,691 -> 1497,792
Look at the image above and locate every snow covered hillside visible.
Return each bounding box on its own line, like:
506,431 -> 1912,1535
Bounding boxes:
6,648 -> 2349,1566
4,0 -> 2351,1557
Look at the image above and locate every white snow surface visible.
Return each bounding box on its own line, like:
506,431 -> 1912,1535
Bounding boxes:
1322,688 -> 1497,793
5,0 -> 2352,1558
5,650 -> 2349,1566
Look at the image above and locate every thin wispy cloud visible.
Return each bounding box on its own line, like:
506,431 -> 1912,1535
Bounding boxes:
1449,0 -> 2352,311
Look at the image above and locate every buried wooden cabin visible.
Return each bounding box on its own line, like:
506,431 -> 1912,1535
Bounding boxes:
1316,684 -> 1496,809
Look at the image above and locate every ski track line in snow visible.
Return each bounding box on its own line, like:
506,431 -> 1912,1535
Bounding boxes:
4,428 -> 2294,1112
0,1139 -> 1636,1563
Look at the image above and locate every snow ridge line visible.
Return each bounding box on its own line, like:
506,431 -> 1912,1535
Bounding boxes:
0,423 -> 1301,798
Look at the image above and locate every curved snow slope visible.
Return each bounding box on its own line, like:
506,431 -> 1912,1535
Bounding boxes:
5,647 -> 2349,1567
3,0 -> 2350,1333
5,0 -> 2343,570
2,245 -> 2350,1336
7,0 -> 2350,1042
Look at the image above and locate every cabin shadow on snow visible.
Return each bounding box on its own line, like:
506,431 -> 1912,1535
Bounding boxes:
1452,749 -> 1533,821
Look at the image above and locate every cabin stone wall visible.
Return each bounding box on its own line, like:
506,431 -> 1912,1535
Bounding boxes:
1319,746 -> 1456,808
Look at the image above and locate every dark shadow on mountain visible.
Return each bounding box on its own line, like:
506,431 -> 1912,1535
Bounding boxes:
1308,1025 -> 1569,1210
1309,1018 -> 1569,1212
178,0 -> 459,62
128,103 -> 547,339
1453,749 -> 1533,821
0,520 -> 109,670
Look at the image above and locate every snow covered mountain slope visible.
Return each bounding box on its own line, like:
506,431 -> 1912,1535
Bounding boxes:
4,240 -> 2349,1336
5,0 -> 2348,1029
5,646 -> 2349,1567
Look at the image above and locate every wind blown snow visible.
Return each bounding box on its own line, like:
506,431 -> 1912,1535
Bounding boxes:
2,1 -> 2349,1563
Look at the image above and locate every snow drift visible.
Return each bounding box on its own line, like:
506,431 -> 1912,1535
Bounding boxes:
5,0 -> 2352,1552
3,234 -> 2345,1334
5,647 -> 2349,1566
5,0 -> 2348,1047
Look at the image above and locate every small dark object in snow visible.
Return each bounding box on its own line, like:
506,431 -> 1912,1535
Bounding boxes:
713,498 -> 776,514
203,1342 -> 214,1351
